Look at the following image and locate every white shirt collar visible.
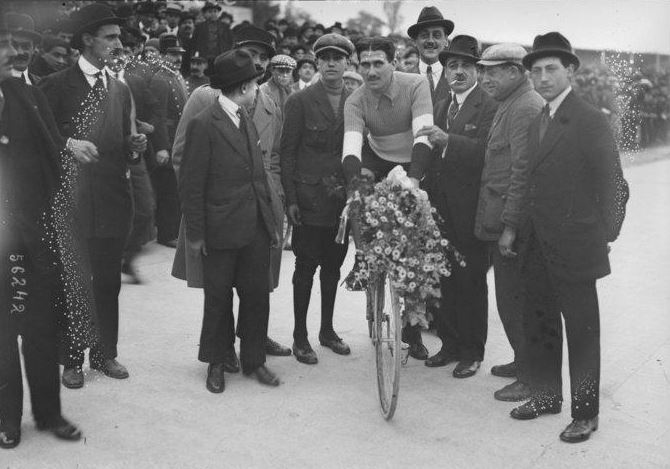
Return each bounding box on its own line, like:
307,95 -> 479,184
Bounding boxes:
545,85 -> 572,118
419,60 -> 442,83
218,94 -> 241,128
79,55 -> 107,88
453,82 -> 477,106
10,69 -> 31,85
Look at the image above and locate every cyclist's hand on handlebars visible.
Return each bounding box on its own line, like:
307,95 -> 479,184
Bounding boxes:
288,204 -> 302,226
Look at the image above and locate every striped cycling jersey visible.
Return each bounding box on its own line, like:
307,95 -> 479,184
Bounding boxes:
343,71 -> 433,163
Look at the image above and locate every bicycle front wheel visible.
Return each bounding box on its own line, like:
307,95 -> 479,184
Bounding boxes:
372,274 -> 401,420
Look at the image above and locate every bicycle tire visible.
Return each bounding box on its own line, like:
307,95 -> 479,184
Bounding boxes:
372,274 -> 401,420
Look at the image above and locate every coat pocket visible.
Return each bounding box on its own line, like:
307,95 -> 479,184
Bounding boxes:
304,122 -> 329,148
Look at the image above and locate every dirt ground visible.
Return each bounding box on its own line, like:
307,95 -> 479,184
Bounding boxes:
3,151 -> 670,469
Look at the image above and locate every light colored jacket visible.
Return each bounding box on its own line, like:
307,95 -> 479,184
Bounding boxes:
474,79 -> 543,241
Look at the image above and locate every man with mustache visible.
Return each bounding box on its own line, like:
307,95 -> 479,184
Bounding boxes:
185,55 -> 209,96
4,13 -> 42,86
341,36 -> 434,361
407,6 -> 454,104
415,36 -> 498,378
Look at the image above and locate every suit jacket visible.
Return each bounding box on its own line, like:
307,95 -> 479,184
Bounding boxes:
0,78 -> 62,226
191,20 -> 232,60
425,85 -> 498,246
180,102 -> 277,250
518,90 -> 628,281
40,64 -> 134,239
414,62 -> 450,105
474,79 -> 544,241
280,80 -> 349,227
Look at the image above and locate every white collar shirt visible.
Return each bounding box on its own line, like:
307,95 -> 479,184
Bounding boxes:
545,85 -> 572,118
79,55 -> 107,89
419,60 -> 442,86
452,82 -> 477,108
218,94 -> 241,128
10,69 -> 32,85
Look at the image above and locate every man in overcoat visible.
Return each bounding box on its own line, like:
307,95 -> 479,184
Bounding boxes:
474,43 -> 544,401
415,36 -> 498,378
280,33 -> 355,364
509,32 -> 628,444
180,49 -> 280,392
40,4 -> 147,388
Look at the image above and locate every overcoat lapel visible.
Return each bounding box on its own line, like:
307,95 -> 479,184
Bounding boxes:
534,91 -> 576,168
210,103 -> 248,157
450,85 -> 482,133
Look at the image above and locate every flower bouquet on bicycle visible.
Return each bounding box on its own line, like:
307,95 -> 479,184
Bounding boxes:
339,165 -> 465,328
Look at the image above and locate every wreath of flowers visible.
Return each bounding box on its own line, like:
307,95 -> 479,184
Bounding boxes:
342,166 -> 465,328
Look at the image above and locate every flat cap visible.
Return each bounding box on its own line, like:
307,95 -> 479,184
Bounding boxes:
343,70 -> 363,83
313,33 -> 354,58
478,43 -> 527,67
270,54 -> 297,69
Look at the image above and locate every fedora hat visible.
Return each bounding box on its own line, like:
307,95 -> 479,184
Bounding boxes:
438,35 -> 481,65
407,6 -> 454,39
522,32 -> 580,70
4,12 -> 42,42
210,48 -> 264,90
233,25 -> 276,57
70,4 -> 124,51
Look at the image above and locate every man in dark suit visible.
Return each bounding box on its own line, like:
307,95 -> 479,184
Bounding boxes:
180,49 -> 280,392
191,2 -> 232,68
415,36 -> 498,378
280,34 -> 355,364
4,12 -> 42,86
0,25 -> 82,449
407,6 -> 453,104
40,4 -> 147,389
509,33 -> 628,443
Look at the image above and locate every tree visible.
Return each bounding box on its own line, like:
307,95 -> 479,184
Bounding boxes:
383,0 -> 403,35
346,10 -> 385,36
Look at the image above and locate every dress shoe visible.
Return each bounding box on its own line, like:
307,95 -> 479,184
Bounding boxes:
559,417 -> 598,443
293,341 -> 318,364
264,336 -> 292,356
491,361 -> 517,378
36,417 -> 82,442
425,349 -> 459,367
247,365 -> 280,387
511,398 -> 562,420
494,380 -> 531,402
223,349 -> 240,373
158,239 -> 178,248
453,360 -> 481,378
408,342 -> 429,360
91,359 -> 129,379
121,262 -> 143,284
0,425 -> 20,449
206,363 -> 225,393
318,332 -> 351,355
61,366 -> 84,389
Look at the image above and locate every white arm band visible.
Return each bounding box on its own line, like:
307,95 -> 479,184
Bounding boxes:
342,131 -> 363,161
412,113 -> 433,149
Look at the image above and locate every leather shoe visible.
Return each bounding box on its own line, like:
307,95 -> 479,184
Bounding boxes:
491,361 -> 517,378
494,380 -> 531,402
0,425 -> 20,449
61,366 -> 84,389
318,332 -> 351,355
293,341 -> 318,365
247,365 -> 280,387
36,417 -> 82,441
264,336 -> 292,356
511,398 -> 562,420
560,417 -> 598,443
121,262 -> 143,284
206,363 -> 225,393
408,342 -> 429,360
425,349 -> 459,367
453,360 -> 481,378
91,359 -> 129,379
223,349 -> 240,373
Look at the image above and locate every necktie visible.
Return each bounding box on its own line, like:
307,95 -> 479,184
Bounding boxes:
426,64 -> 435,98
539,104 -> 551,141
93,71 -> 107,94
447,96 -> 459,130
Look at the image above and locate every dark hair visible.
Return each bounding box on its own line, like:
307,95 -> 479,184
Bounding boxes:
402,46 -> 418,59
41,35 -> 70,54
355,37 -> 395,62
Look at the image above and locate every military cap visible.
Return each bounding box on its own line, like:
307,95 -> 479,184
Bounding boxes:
313,33 -> 354,58
478,43 -> 527,67
159,34 -> 185,54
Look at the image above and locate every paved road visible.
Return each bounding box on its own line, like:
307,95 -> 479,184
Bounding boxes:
4,150 -> 670,468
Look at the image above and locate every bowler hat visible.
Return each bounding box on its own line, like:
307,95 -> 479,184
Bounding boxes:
209,48 -> 264,90
407,6 -> 454,39
4,12 -> 42,42
70,4 -> 124,51
159,34 -> 185,54
522,32 -> 580,70
478,43 -> 527,67
438,35 -> 481,65
201,2 -> 222,13
233,25 -> 276,57
313,33 -> 354,58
